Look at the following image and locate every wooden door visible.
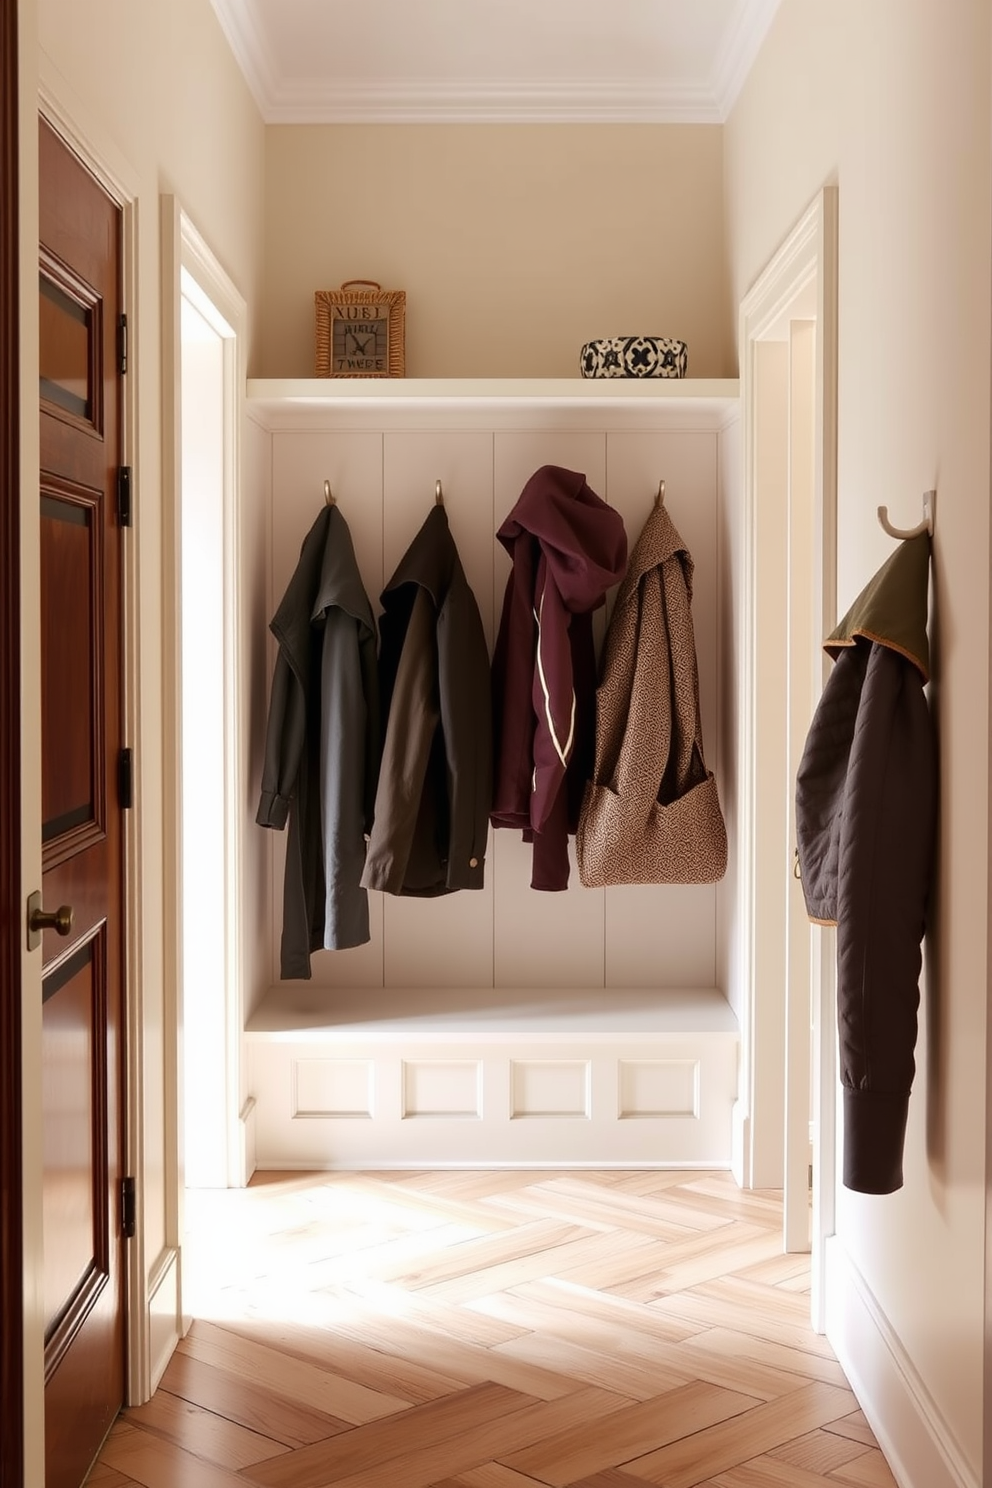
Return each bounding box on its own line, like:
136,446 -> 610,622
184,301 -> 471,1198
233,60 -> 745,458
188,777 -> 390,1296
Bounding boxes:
0,0 -> 24,1484
38,117 -> 127,1488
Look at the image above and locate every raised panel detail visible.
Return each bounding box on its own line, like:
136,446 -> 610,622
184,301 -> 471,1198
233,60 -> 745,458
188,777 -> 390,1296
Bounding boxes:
41,931 -> 109,1368
511,1059 -> 591,1119
618,1059 -> 700,1118
293,1059 -> 373,1119
402,1060 -> 481,1119
39,251 -> 102,431
40,484 -> 103,854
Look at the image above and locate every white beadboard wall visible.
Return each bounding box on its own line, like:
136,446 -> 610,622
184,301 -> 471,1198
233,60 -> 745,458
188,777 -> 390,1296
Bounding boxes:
244,390 -> 741,1168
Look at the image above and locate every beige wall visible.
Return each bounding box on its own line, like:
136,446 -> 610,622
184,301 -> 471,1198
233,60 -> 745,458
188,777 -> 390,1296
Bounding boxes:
260,124 -> 733,378
726,2 -> 991,1476
31,0 -> 266,1397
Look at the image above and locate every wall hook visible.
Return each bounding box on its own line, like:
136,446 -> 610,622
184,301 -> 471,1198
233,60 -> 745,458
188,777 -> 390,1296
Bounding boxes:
435,479 -> 444,506
877,488 -> 935,540
324,479 -> 335,507
655,479 -> 666,509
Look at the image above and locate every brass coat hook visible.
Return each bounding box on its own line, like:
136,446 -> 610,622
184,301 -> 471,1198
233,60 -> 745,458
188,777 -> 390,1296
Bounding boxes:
324,479 -> 335,507
435,479 -> 444,506
655,479 -> 666,509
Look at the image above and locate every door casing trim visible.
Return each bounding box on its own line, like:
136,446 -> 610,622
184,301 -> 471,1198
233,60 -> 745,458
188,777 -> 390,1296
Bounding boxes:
734,184 -> 839,1324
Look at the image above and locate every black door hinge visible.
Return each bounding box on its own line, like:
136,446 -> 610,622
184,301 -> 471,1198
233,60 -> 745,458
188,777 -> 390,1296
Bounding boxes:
122,1176 -> 136,1239
117,466 -> 132,528
118,313 -> 128,376
119,748 -> 133,810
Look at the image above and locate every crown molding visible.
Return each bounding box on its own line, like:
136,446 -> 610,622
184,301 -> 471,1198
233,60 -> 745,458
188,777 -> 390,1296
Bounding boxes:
263,78 -> 723,126
210,0 -> 780,125
208,0 -> 280,113
711,0 -> 782,118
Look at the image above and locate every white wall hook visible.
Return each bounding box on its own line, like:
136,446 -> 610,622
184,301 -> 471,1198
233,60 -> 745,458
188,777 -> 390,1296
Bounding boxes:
876,488 -> 935,540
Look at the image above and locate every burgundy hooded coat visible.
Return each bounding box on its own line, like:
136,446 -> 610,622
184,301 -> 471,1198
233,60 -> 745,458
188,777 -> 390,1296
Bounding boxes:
490,465 -> 627,890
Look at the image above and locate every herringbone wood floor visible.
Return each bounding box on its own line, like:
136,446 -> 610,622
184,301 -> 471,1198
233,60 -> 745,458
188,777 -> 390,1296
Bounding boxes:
87,1170 -> 898,1488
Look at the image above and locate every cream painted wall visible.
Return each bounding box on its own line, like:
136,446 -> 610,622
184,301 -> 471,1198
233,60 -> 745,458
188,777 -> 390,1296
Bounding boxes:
31,0 -> 266,1398
726,2 -> 991,1477
260,124 -> 734,378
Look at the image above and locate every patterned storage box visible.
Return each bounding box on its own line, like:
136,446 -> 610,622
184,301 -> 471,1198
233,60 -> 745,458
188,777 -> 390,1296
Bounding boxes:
580,336 -> 688,379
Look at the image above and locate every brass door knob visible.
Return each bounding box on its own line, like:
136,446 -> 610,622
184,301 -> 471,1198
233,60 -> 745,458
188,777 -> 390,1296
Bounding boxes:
30,902 -> 73,936
26,890 -> 74,951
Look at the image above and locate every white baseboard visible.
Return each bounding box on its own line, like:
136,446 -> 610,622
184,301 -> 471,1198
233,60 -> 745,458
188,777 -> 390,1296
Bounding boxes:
237,1095 -> 257,1186
824,1236 -> 978,1488
147,1246 -> 182,1396
252,1159 -> 733,1172
731,1099 -> 750,1188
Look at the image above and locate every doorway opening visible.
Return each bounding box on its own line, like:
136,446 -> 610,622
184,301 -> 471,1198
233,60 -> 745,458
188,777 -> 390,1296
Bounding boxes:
163,205 -> 249,1227
179,273 -> 235,1188
737,186 -> 839,1328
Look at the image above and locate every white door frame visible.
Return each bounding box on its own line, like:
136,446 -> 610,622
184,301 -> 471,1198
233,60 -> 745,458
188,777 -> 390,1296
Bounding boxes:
734,185 -> 838,1327
161,198 -> 249,1223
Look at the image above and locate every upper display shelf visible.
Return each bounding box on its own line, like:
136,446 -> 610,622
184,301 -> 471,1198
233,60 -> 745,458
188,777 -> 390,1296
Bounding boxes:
246,377 -> 741,431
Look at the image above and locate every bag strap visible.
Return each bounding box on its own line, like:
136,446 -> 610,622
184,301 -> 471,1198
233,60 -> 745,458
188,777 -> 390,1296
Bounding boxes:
603,549 -> 709,810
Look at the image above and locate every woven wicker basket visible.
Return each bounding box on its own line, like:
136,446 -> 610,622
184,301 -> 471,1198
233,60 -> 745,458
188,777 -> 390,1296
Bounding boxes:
315,280 -> 406,378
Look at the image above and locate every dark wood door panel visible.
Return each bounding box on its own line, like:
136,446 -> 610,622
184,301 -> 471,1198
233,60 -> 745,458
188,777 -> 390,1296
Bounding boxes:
0,0 -> 22,1482
39,114 -> 125,1488
42,932 -> 110,1350
39,248 -> 103,435
40,486 -> 103,848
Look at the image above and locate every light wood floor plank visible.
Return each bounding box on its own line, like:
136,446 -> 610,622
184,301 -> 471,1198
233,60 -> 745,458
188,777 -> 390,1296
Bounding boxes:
703,1458 -> 852,1487
322,1308 -> 586,1399
240,1381 -> 540,1488
529,1177 -> 737,1233
314,1387 -> 637,1488
620,1381 -> 858,1487
698,1274 -> 822,1321
554,1470 -> 655,1487
118,1389 -> 288,1470
98,1419 -> 261,1488
767,1427 -> 872,1474
474,1287 -> 804,1401
649,1289 -> 839,1358
177,1320 -> 411,1423
824,1409 -> 880,1447
83,1466 -> 143,1488
484,1183 -> 706,1241
497,1276 -> 703,1344
379,1220 -> 595,1287
687,1327 -> 849,1388
206,1310 -> 469,1402
416,1228 -> 660,1303
723,1250 -> 813,1287
829,1449 -> 899,1486
499,1380 -> 761,1486
342,1275 -> 532,1345
157,1348 -> 351,1448
490,1329 -> 691,1400
611,1230 -> 787,1301
442,1463 -> 559,1487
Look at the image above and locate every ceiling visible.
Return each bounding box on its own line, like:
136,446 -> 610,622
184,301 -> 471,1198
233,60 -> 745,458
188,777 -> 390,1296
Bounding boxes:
208,0 -> 781,124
